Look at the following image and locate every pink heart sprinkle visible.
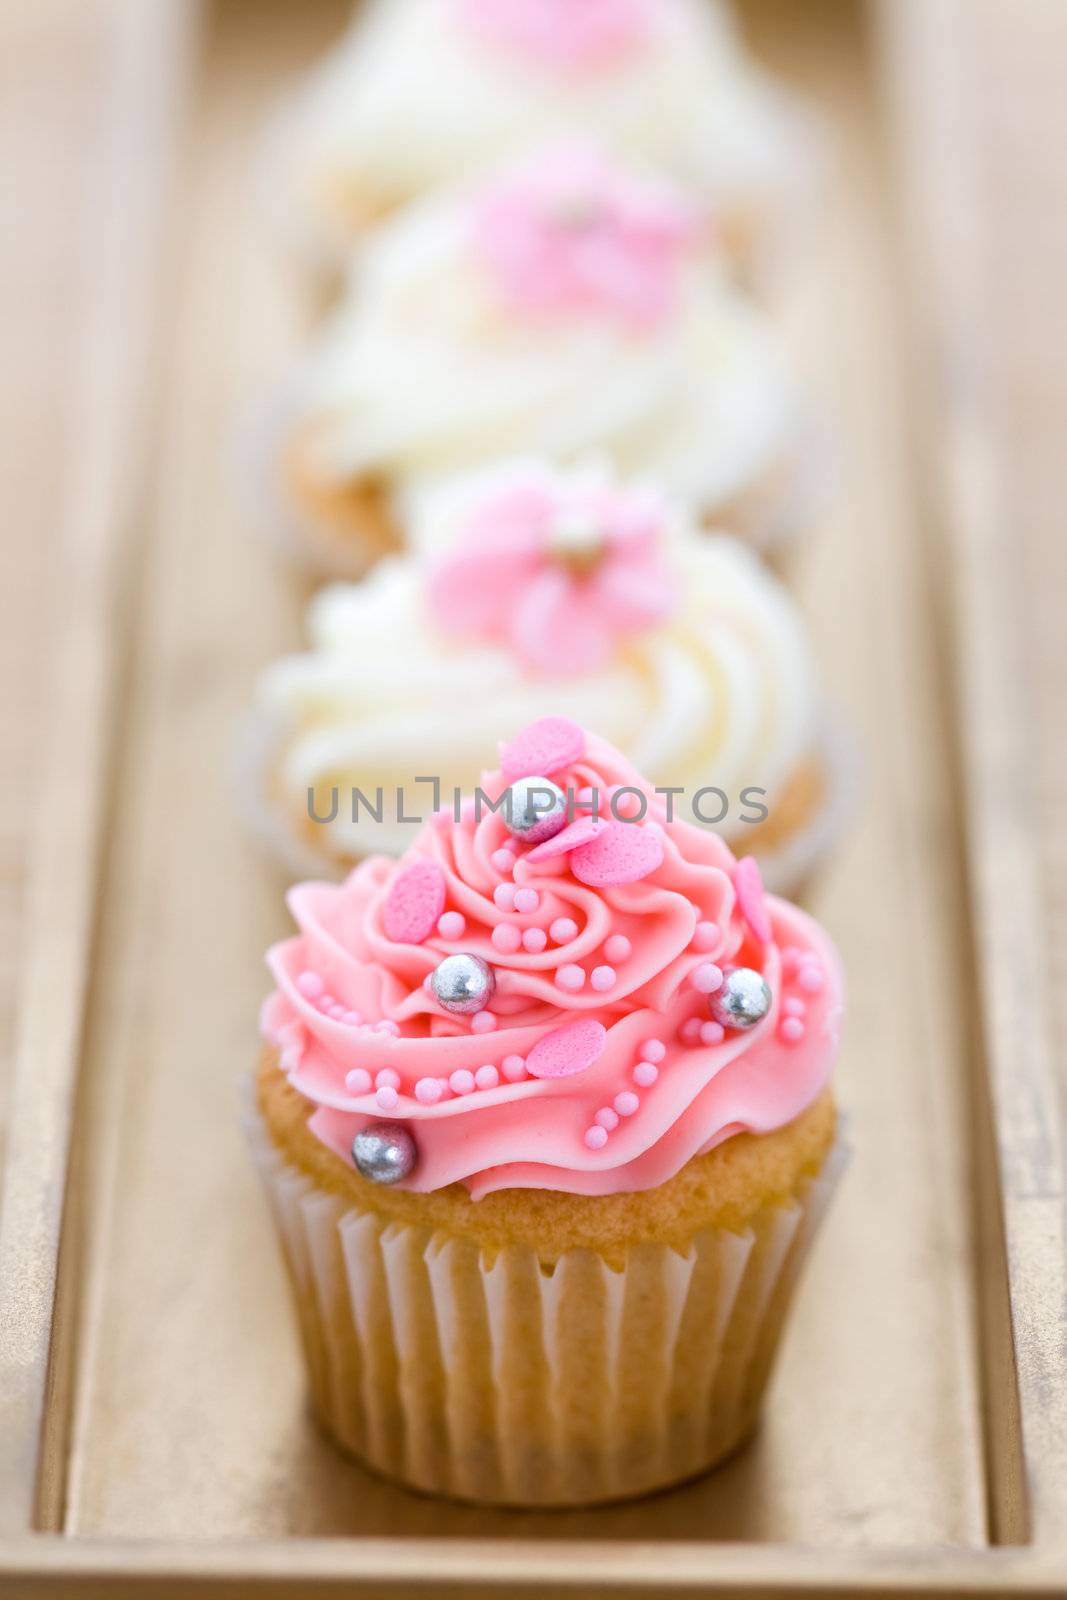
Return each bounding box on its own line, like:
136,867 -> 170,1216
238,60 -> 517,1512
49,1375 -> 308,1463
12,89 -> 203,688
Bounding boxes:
571,820 -> 663,886
383,860 -> 447,945
526,814 -> 603,862
734,856 -> 772,945
526,1018 -> 607,1079
500,716 -> 585,781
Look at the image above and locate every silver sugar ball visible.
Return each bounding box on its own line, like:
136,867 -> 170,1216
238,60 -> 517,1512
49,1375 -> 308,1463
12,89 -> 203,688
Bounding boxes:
503,775 -> 568,844
431,951 -> 496,1015
709,967 -> 771,1031
352,1122 -> 418,1185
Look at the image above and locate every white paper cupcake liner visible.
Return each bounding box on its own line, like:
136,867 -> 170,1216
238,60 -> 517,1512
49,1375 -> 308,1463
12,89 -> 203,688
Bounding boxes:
243,1082 -> 847,1507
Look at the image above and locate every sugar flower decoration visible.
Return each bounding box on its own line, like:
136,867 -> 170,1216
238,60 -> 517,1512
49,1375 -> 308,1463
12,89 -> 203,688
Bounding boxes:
455,0 -> 659,72
471,145 -> 700,329
425,471 -> 679,673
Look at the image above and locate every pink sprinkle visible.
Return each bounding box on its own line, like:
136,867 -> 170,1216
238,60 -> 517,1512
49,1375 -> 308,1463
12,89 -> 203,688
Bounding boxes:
527,1017 -> 607,1079
345,1068 -> 372,1095
779,1017 -> 806,1045
327,1001 -> 347,1018
550,917 -> 579,943
513,887 -> 540,914
492,922 -> 522,953
437,911 -> 466,940
691,962 -> 724,994
296,971 -> 324,1000
500,716 -> 585,782
798,963 -> 825,994
604,934 -> 631,963
680,1017 -> 703,1045
375,1068 -> 400,1090
383,860 -> 447,946
375,1086 -> 399,1110
374,1019 -> 401,1036
633,1061 -> 659,1087
449,1069 -> 476,1095
692,921 -> 720,952
784,997 -> 806,1018
700,1021 -> 726,1046
614,1090 -> 640,1117
555,963 -> 586,991
491,847 -> 515,874
641,1038 -> 666,1062
522,926 -> 548,952
571,818 -> 664,886
501,1054 -> 527,1081
584,1125 -> 609,1150
595,1106 -> 620,1130
317,993 -> 335,1012
475,1064 -> 500,1089
494,882 -> 517,911
471,1010 -> 497,1033
734,856 -> 773,946
590,965 -> 616,991
415,1077 -> 443,1104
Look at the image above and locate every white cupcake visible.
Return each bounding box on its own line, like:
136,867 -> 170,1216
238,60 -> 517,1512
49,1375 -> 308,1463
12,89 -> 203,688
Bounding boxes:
250,146 -> 814,577
262,0 -> 816,279
245,461 -> 848,893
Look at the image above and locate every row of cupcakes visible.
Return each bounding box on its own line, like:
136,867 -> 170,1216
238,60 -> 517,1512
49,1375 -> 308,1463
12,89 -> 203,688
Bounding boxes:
243,0 -> 847,1510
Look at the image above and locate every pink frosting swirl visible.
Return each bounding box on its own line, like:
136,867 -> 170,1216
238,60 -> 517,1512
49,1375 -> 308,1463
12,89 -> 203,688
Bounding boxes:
262,721 -> 843,1198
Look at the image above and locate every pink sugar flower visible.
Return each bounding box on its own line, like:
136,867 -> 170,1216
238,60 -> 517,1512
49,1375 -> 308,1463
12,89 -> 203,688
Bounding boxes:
426,474 -> 678,673
456,0 -> 658,72
472,145 -> 700,329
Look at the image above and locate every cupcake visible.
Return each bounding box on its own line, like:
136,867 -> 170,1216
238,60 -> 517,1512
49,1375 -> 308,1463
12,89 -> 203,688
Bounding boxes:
246,461 -> 847,892
248,719 -> 845,1506
262,0 -> 815,280
249,145 -> 814,577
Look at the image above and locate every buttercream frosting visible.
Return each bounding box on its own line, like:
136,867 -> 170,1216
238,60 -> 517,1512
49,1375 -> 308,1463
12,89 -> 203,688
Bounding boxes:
257,460 -> 819,861
289,145 -> 803,519
261,720 -> 843,1198
270,0 -> 809,256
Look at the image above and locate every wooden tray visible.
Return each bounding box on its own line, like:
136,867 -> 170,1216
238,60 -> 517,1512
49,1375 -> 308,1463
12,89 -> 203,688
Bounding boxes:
1,0 -> 1065,1592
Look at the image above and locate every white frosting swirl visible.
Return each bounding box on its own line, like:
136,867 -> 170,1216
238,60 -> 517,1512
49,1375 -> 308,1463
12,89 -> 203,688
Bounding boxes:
292,187 -> 800,516
273,0 -> 807,248
257,464 -> 817,861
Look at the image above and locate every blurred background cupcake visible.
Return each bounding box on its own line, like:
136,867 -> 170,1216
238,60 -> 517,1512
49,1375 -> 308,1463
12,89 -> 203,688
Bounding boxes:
260,0 -> 819,284
244,460 -> 851,893
246,145 -> 817,577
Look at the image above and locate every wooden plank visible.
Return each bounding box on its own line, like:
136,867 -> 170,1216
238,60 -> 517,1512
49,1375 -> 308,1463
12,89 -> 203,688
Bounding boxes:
0,0 -> 199,1536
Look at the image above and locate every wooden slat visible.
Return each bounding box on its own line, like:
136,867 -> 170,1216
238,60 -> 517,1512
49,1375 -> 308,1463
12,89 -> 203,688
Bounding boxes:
0,0 -> 199,1535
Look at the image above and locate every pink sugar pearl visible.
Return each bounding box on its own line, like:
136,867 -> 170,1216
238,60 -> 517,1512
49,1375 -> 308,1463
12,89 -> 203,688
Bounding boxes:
779,1017 -> 806,1045
471,1010 -> 497,1033
584,1125 -> 609,1150
595,1106 -> 619,1130
513,887 -> 540,914
612,789 -> 643,819
614,1090 -> 639,1117
296,970 -> 324,1000
798,963 -> 824,994
640,1038 -> 666,1062
692,921 -> 719,952
491,847 -> 515,874
680,1017 -> 703,1045
475,1064 -> 500,1089
374,1019 -> 401,1036
556,963 -> 586,992
501,1054 -> 527,1081
691,962 -> 724,994
590,965 -> 616,992
415,1076 -> 443,1104
550,917 -> 578,944
492,922 -> 522,953
494,882 -> 517,911
375,1068 -> 400,1090
345,1068 -> 372,1095
437,911 -> 466,939
603,934 -> 631,964
784,997 -> 806,1018
700,1021 -> 726,1046
633,1061 -> 658,1087
522,926 -> 547,953
449,1069 -> 475,1095
375,1086 -> 399,1110
341,1010 -> 362,1027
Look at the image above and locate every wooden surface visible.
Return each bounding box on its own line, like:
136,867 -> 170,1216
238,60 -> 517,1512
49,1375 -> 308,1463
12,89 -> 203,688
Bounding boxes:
0,0 -> 1065,1591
